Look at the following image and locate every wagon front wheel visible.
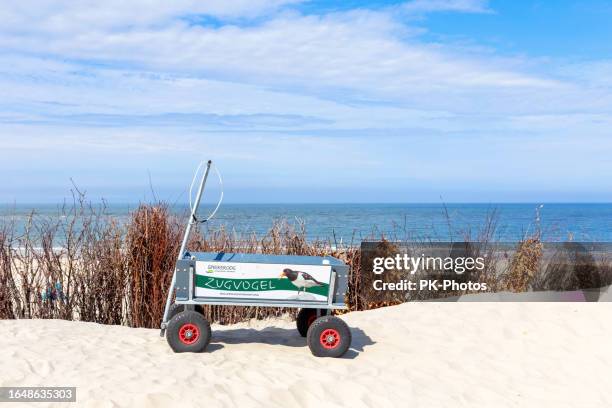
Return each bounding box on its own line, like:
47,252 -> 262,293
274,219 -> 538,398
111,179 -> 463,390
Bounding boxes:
307,316 -> 351,358
166,310 -> 211,353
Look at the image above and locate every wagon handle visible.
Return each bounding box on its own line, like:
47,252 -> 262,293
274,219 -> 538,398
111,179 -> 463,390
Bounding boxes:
179,159 -> 212,260
160,160 -> 212,335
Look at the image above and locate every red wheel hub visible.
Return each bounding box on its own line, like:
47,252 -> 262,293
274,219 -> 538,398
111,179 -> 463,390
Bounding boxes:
178,323 -> 200,345
320,328 -> 340,349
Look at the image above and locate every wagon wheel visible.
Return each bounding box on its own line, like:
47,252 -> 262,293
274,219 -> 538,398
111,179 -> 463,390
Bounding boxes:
306,316 -> 351,358
166,310 -> 211,353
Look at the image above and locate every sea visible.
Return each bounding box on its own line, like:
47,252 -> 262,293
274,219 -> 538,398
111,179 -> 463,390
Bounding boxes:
1,203 -> 611,243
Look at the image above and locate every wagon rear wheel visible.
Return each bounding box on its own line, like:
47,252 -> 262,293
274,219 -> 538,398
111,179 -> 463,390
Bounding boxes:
296,308 -> 323,337
307,316 -> 351,358
166,311 -> 211,353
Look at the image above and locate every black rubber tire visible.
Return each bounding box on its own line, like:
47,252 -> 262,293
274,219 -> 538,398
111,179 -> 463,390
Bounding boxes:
166,311 -> 212,353
296,308 -> 320,337
168,303 -> 204,321
307,316 -> 351,358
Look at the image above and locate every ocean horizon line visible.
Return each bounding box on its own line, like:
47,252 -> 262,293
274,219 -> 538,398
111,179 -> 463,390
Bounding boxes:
2,201 -> 612,207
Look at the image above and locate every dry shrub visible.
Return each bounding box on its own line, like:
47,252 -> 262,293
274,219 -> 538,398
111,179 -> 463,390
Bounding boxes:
0,225 -> 18,318
13,213 -> 45,319
356,240 -> 406,309
126,204 -> 182,328
77,217 -> 126,325
502,238 -> 543,292
6,198 -> 606,327
1,201 -> 357,326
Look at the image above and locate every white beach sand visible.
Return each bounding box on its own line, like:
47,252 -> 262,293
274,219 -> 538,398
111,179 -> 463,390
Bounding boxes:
2,301 -> 612,408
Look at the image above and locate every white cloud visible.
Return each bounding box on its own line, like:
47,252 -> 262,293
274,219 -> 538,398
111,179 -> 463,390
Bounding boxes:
402,0 -> 492,14
556,60 -> 612,87
0,7 -> 558,107
0,2 -> 607,125
0,1 -> 611,202
0,0 -> 303,32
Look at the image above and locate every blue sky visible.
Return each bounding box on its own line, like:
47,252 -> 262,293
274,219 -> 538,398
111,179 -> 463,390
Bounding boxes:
0,0 -> 611,203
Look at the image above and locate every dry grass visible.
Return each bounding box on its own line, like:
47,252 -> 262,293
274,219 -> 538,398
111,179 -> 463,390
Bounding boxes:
501,238 -> 543,292
1,198 -> 610,327
126,204 -> 181,328
0,197 -> 361,327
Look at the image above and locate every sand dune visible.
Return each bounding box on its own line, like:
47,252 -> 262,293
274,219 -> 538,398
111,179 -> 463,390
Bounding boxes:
2,302 -> 612,407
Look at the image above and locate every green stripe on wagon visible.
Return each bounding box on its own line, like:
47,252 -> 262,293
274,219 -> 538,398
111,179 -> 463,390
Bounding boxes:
195,275 -> 329,297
